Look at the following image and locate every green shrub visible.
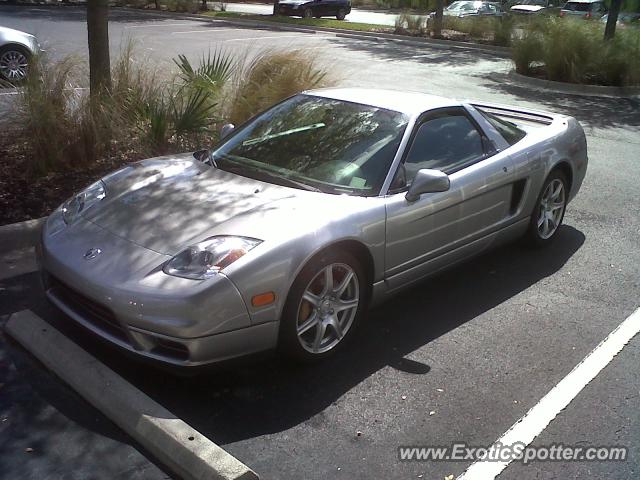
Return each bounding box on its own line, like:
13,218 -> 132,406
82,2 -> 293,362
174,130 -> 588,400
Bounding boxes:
512,17 -> 640,86
17,54 -> 96,175
225,50 -> 334,125
511,29 -> 544,74
442,16 -> 514,46
395,11 -> 428,34
13,46 -> 335,177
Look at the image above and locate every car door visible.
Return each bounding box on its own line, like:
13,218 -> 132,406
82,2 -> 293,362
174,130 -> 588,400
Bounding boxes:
313,0 -> 329,16
384,107 -> 515,291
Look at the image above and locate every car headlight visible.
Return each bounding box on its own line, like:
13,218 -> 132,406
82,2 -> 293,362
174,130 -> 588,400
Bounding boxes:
61,180 -> 106,225
163,236 -> 262,280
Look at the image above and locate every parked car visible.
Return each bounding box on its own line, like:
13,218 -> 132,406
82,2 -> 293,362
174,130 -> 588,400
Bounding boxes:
442,0 -> 505,17
601,11 -> 640,27
0,26 -> 39,82
560,0 -> 607,19
273,0 -> 351,20
39,88 -> 587,367
510,0 -> 560,15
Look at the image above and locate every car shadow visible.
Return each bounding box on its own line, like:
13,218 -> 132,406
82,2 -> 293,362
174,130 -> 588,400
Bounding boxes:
2,225 -> 585,448
326,34 -> 509,68
477,72 -> 640,130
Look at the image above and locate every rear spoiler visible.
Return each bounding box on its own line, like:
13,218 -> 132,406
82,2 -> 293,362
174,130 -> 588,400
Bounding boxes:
471,102 -> 555,127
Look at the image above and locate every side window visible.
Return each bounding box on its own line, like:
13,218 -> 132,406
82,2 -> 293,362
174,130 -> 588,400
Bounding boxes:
403,114 -> 485,184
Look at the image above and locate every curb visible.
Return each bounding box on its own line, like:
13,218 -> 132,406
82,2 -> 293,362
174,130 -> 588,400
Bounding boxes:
5,310 -> 259,480
508,71 -> 640,99
115,7 -> 512,58
0,218 -> 45,254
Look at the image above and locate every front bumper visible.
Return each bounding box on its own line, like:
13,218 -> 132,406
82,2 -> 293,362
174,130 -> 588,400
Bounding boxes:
275,5 -> 302,16
40,214 -> 279,366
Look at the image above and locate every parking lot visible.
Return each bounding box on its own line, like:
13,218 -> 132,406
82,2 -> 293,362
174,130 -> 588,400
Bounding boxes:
1,5 -> 639,480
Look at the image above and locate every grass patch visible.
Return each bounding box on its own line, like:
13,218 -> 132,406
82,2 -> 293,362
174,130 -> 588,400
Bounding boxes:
202,11 -> 393,32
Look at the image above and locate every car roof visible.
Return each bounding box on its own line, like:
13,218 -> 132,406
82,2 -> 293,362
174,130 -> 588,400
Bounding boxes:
564,0 -> 602,3
305,88 -> 460,116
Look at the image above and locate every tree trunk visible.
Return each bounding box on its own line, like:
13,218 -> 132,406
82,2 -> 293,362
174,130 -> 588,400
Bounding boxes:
604,0 -> 622,40
433,0 -> 444,38
87,0 -> 111,95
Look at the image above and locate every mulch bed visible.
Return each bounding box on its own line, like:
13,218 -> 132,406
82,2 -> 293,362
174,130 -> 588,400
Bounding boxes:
0,125 -> 132,226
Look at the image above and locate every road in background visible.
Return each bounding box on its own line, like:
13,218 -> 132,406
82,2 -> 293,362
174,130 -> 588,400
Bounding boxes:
1,6 -> 639,480
222,1 -> 399,25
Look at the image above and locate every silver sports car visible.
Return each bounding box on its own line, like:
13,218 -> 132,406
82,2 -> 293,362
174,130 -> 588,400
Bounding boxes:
39,88 -> 588,367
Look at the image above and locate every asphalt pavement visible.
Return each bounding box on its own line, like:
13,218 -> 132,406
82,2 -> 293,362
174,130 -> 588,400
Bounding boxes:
1,5 -> 639,480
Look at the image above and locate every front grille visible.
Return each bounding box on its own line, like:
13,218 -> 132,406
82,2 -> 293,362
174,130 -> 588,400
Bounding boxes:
48,275 -> 130,344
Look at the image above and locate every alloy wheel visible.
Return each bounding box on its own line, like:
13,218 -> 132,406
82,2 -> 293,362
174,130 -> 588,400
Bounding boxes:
537,178 -> 565,239
0,50 -> 29,82
296,263 -> 359,354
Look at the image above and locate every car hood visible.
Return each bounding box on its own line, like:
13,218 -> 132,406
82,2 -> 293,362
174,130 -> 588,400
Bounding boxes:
511,4 -> 545,12
82,154 -> 370,255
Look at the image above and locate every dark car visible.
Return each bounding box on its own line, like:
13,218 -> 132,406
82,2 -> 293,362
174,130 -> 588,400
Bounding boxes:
274,0 -> 352,20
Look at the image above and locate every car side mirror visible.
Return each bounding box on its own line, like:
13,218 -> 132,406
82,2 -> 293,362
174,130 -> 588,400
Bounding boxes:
405,169 -> 450,202
220,123 -> 235,140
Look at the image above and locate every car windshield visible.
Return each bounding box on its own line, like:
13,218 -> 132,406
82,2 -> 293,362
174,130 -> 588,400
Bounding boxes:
446,1 -> 479,11
210,95 -> 408,196
563,2 -> 591,11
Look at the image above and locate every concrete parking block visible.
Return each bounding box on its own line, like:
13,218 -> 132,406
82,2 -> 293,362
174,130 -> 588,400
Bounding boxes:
0,218 -> 45,254
4,310 -> 259,480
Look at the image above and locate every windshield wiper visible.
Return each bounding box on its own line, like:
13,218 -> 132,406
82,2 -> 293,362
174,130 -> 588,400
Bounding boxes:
216,157 -> 323,193
241,123 -> 326,147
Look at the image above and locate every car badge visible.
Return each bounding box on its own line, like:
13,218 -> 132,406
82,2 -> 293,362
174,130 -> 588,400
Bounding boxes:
84,248 -> 102,260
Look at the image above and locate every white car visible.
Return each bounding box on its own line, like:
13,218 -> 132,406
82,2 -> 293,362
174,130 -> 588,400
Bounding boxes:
0,26 -> 39,82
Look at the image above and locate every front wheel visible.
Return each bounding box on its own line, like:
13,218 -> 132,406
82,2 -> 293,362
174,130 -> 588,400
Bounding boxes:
525,170 -> 568,247
0,46 -> 31,83
336,8 -> 347,20
279,250 -> 367,361
302,7 -> 313,18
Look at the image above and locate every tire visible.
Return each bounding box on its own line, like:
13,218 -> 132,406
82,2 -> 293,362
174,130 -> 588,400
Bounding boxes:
0,45 -> 31,83
336,8 -> 347,20
279,249 -> 368,361
524,169 -> 568,247
302,7 -> 313,18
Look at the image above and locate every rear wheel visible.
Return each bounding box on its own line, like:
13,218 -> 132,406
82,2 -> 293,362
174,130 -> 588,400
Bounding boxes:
279,250 -> 367,361
525,170 -> 568,247
302,7 -> 313,18
336,8 -> 347,20
0,45 -> 30,83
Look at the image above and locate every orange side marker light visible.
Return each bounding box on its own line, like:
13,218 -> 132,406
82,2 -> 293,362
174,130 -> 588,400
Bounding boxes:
251,291 -> 276,307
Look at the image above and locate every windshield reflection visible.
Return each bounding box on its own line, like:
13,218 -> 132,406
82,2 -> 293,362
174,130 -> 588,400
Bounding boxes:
211,95 -> 408,196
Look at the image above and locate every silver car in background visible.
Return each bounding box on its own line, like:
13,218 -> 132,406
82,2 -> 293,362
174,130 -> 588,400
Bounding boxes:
39,89 -> 588,368
0,26 -> 39,82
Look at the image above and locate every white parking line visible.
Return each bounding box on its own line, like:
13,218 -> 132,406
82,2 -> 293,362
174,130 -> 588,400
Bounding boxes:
458,306 -> 640,480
